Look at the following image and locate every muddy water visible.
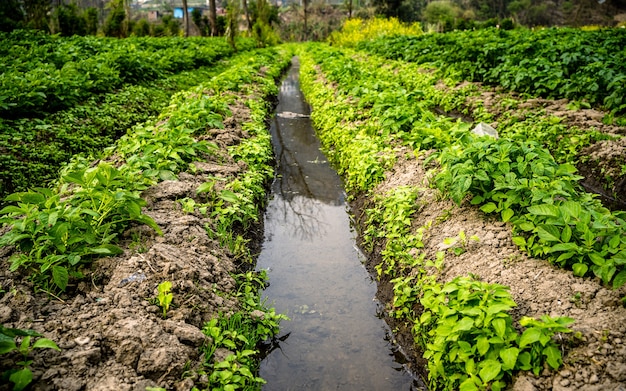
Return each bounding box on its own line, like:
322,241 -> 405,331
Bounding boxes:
256,59 -> 423,390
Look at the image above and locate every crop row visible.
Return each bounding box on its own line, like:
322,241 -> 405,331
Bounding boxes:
0,48 -> 287,293
314,43 -> 626,290
0,30 -> 256,117
1,45 -> 292,390
295,42 -> 625,389
0,61 -> 236,202
358,27 -> 626,115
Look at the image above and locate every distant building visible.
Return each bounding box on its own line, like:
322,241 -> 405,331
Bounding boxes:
147,10 -> 161,21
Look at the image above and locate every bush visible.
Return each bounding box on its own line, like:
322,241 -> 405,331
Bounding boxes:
132,19 -> 151,37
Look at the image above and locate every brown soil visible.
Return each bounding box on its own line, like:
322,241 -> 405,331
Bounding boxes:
354,146 -> 626,391
0,91 -> 266,390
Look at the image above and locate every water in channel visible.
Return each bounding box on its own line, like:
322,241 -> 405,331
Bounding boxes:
256,59 -> 422,390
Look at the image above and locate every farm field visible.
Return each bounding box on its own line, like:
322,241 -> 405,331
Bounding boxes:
0,36 -> 292,390
298,23 -> 626,391
1,23 -> 626,391
0,31 -> 256,201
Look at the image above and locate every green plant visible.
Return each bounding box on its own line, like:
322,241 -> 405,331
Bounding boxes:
0,325 -> 60,391
0,163 -> 161,291
199,271 -> 287,390
436,137 -> 626,288
416,276 -> 573,391
157,281 -> 173,319
442,229 -> 480,256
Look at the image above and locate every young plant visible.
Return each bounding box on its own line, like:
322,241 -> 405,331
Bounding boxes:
442,229 -> 480,256
0,325 -> 60,391
157,281 -> 173,319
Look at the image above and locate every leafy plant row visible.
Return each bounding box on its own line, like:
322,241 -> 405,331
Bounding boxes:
298,48 -> 574,390
0,64 -> 231,201
0,47 -> 289,294
0,30 -> 256,117
364,186 -> 573,391
357,27 -> 626,114
435,138 -> 626,288
0,46 -> 292,391
170,47 -> 291,390
302,42 -> 626,289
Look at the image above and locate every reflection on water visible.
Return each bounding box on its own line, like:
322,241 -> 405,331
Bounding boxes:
257,58 -> 424,390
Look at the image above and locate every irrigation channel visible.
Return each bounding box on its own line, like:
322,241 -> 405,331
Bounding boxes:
256,59 -> 425,390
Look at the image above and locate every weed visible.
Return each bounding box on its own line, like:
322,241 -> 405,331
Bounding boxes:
157,281 -> 173,319
442,229 -> 480,256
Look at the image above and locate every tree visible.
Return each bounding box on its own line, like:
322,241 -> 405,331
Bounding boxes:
209,0 -> 218,36
23,0 -> 51,30
55,3 -> 87,36
182,0 -> 190,36
303,0 -> 308,40
103,0 -> 126,37
242,0 -> 252,31
423,0 -> 462,31
371,0 -> 404,19
84,7 -> 98,35
226,0 -> 240,50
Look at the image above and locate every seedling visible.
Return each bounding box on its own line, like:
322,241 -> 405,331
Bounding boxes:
443,229 -> 480,256
157,281 -> 173,319
0,326 -> 60,391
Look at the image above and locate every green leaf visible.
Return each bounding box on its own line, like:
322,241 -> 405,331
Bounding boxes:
459,377 -> 479,391
220,190 -> 239,203
0,205 -> 25,215
32,338 -> 60,351
512,236 -> 526,247
158,170 -> 177,181
7,191 -> 46,205
517,221 -> 535,231
613,270 -> 626,289
517,351 -> 532,370
544,345 -> 562,369
560,201 -> 582,220
613,250 -> 626,266
499,347 -> 519,370
10,367 -> 33,391
549,243 -> 579,253
0,339 -> 17,354
52,266 -> 69,291
527,204 -> 559,217
492,318 -> 506,338
88,244 -> 124,255
477,336 -> 490,356
536,225 -> 561,243
609,234 -> 621,249
572,263 -> 588,277
470,195 -> 484,205
479,359 -> 502,383
480,202 -> 497,213
519,327 -> 541,348
560,225 -> 572,242
501,208 -> 514,222
196,181 -> 215,194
